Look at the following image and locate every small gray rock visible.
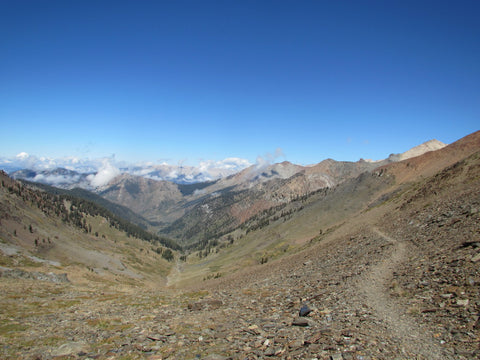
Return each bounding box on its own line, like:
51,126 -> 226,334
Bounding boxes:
292,317 -> 309,327
299,304 -> 312,317
50,341 -> 87,356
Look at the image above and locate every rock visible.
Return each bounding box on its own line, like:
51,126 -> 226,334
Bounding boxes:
471,253 -> 480,262
264,347 -> 276,356
134,343 -> 153,352
204,299 -> 223,310
50,341 -> 87,356
341,329 -> 354,337
203,355 -> 230,360
45,272 -> 69,283
319,308 -> 332,315
305,329 -> 331,344
440,293 -> 454,299
292,317 -> 309,327
187,298 -> 223,311
467,277 -> 478,286
299,304 -> 312,317
147,334 -> 167,342
288,338 -> 304,349
187,301 -> 203,311
244,324 -> 262,335
0,268 -> 69,283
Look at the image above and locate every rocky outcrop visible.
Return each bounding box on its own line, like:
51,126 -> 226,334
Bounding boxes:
0,267 -> 69,283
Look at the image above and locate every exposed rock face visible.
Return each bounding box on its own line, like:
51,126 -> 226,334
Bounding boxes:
161,159 -> 392,244
96,138 -> 452,244
50,341 -> 87,357
0,267 -> 69,283
389,139 -> 447,161
99,174 -> 184,223
378,130 -> 480,184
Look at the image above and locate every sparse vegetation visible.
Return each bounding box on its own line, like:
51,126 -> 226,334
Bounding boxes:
0,133 -> 479,359
1,172 -> 180,251
161,248 -> 174,261
203,272 -> 222,280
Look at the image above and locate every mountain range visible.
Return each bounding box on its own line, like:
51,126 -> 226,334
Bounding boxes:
7,139 -> 446,190
8,139 -> 448,245
1,155 -> 252,187
11,139 -> 448,247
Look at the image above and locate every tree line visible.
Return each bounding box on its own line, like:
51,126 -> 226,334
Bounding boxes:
0,172 -> 181,251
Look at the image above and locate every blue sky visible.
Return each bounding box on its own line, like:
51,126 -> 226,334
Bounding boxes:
1,0 -> 479,167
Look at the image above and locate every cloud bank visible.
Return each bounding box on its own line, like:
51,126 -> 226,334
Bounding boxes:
0,152 -> 100,173
32,173 -> 82,187
86,159 -> 121,187
0,152 -> 253,188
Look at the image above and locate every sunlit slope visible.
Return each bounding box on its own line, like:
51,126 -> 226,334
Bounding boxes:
0,172 -> 176,289
169,170 -> 395,287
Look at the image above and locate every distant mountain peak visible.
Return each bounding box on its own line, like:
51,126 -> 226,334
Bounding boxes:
389,139 -> 447,162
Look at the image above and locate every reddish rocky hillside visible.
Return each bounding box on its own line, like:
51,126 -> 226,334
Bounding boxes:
1,131 -> 479,359
377,130 -> 480,183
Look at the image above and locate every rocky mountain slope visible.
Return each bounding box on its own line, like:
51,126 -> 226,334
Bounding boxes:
18,180 -> 154,231
0,130 -> 479,360
387,139 -> 446,161
8,139 -> 446,248
155,140 -> 447,245
98,174 -> 186,225
0,172 -> 178,289
89,158 -> 388,246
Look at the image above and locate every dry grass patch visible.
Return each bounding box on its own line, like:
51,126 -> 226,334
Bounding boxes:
86,317 -> 133,331
0,321 -> 28,336
183,290 -> 209,299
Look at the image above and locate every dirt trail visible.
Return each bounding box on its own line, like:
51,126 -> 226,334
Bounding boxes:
359,228 -> 448,359
166,258 -> 183,288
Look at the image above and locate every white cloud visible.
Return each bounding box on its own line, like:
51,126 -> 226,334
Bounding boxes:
164,170 -> 177,178
87,159 -> 120,188
14,152 -> 40,169
1,152 -> 100,173
0,153 -> 253,186
255,148 -> 285,169
16,152 -> 30,160
193,189 -> 207,196
33,174 -> 81,187
198,157 -> 251,172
